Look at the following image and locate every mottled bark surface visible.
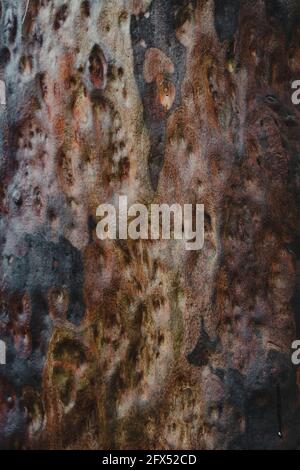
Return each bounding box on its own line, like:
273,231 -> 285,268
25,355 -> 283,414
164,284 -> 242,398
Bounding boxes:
1,0 -> 300,450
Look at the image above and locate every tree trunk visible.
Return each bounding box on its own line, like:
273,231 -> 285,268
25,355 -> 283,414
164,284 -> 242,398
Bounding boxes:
1,0 -> 300,450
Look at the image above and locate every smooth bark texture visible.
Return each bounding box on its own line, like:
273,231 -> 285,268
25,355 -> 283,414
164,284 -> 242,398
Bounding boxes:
1,0 -> 300,450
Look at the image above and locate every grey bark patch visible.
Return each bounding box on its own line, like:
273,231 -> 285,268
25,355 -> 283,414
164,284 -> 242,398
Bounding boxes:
214,0 -> 240,42
1,234 -> 85,389
8,234 -> 85,325
227,352 -> 300,449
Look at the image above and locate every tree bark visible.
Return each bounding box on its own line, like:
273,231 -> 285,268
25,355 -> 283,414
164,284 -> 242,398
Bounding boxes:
1,0 -> 300,450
